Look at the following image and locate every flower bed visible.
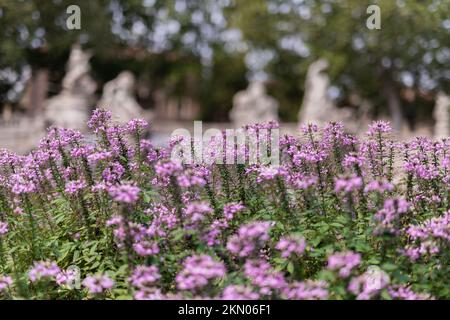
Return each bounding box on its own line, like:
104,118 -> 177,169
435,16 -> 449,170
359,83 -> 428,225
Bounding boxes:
0,110 -> 448,300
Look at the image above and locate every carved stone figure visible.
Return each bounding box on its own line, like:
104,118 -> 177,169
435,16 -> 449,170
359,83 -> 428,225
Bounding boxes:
433,92 -> 450,139
230,81 -> 278,128
45,44 -> 96,129
98,71 -> 145,123
298,59 -> 352,126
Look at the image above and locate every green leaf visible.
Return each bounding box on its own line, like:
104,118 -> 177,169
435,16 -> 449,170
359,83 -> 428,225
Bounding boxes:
287,261 -> 295,274
330,222 -> 344,228
381,263 -> 398,271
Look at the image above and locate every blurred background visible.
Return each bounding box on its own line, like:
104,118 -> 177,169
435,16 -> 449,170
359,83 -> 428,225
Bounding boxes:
0,0 -> 449,153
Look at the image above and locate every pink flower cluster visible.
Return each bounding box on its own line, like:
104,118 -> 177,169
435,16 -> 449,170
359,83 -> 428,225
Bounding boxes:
107,184 -> 141,203
244,259 -> 287,296
374,198 -> 409,235
0,111 -> 447,300
0,275 -> 12,293
388,285 -> 434,300
334,175 -> 363,193
282,280 -> 328,300
348,269 -> 390,300
0,221 -> 8,236
403,211 -> 450,261
275,236 -> 307,258
183,202 -> 213,226
227,221 -> 272,257
221,285 -> 260,300
82,274 -> 115,294
327,251 -> 361,278
176,255 -> 226,291
223,203 -> 245,221
28,261 -> 61,282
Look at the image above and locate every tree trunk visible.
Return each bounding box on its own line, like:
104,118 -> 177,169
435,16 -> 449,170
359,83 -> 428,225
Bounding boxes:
21,68 -> 49,116
383,80 -> 403,132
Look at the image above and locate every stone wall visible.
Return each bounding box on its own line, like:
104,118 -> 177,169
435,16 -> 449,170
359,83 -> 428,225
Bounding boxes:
0,116 -> 46,154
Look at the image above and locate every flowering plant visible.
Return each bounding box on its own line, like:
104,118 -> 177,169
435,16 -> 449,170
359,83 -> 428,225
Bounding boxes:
0,112 -> 447,300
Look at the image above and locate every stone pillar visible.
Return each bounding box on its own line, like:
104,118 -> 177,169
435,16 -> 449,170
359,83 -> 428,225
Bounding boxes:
434,92 -> 450,139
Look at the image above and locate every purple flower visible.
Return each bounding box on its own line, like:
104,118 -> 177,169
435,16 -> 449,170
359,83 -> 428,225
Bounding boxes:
0,275 -> 12,293
102,162 -> 125,182
87,150 -> 113,163
388,285 -> 434,300
176,255 -> 225,291
56,268 -> 79,287
221,285 -> 259,300
334,175 -> 363,193
293,146 -> 328,164
183,202 -> 213,225
88,109 -> 112,133
289,173 -> 317,190
255,165 -> 288,182
176,167 -> 209,188
65,179 -> 87,195
401,211 -> 450,260
348,269 -> 389,300
134,287 -> 164,300
282,280 -> 328,300
108,184 -> 141,203
126,118 -> 148,133
82,274 -> 114,294
364,180 -> 394,193
0,221 -> 8,236
406,211 -> 450,242
223,203 -> 245,221
70,145 -> 94,158
299,123 -> 318,135
133,240 -> 160,257
374,198 -> 409,235
202,219 -> 228,246
129,265 -> 161,289
10,173 -> 36,195
276,236 -> 307,258
243,259 -> 287,296
227,221 -> 272,257
327,251 -> 361,278
29,261 -> 61,282
367,121 -> 392,137
155,159 -> 183,178
342,154 -> 365,168
401,242 -> 440,261
146,204 -> 179,237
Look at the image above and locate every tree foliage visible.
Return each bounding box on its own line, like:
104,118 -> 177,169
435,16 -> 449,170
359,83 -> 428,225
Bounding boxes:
0,0 -> 448,123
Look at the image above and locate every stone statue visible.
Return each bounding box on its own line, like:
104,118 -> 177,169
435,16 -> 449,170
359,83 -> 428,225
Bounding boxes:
433,92 -> 450,139
298,59 -> 352,126
97,71 -> 144,123
45,44 -> 96,129
230,81 -> 279,128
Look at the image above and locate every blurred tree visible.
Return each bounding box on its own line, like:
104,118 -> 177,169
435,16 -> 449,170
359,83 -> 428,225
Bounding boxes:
227,0 -> 450,128
0,0 -> 449,126
0,0 -> 248,121
304,0 -> 450,130
0,0 -> 116,112
200,48 -> 247,121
